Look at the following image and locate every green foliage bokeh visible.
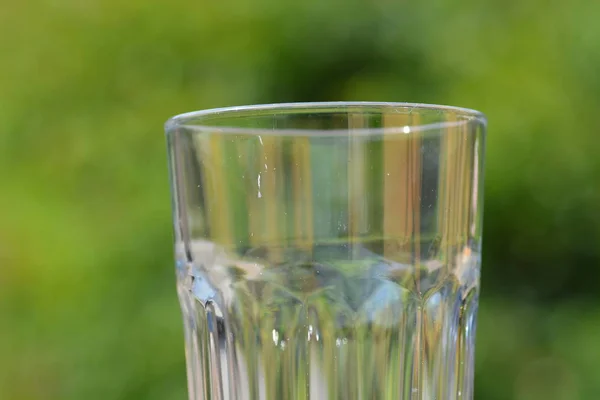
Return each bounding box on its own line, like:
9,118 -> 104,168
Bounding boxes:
2,0 -> 600,399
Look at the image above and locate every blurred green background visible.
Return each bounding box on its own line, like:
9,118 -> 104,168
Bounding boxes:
2,0 -> 600,399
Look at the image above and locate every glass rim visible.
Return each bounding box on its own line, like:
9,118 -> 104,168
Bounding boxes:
165,101 -> 486,136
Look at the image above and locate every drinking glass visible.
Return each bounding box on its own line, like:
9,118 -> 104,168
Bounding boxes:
165,102 -> 486,400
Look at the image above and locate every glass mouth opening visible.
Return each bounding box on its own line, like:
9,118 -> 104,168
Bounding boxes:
165,101 -> 486,137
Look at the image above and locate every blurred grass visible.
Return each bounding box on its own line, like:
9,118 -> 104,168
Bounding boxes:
2,0 -> 600,399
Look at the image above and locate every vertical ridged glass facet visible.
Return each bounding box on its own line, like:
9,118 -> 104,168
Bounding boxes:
166,102 -> 486,400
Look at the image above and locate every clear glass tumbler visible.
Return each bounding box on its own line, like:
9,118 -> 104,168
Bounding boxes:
165,102 -> 486,400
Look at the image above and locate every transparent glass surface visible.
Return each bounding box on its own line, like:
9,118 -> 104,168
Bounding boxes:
165,102 -> 486,400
